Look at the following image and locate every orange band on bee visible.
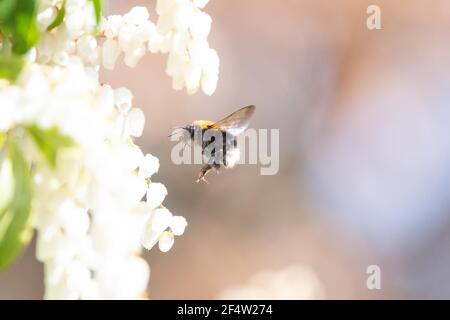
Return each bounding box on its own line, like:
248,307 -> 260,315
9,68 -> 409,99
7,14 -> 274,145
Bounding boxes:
192,120 -> 216,129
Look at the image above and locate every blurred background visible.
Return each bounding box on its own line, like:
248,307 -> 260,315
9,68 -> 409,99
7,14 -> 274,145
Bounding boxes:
2,0 -> 450,299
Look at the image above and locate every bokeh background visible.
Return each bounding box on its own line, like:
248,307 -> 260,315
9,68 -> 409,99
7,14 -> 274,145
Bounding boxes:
2,0 -> 450,299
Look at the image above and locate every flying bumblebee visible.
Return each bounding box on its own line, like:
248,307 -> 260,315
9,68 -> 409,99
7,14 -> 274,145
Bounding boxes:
171,105 -> 256,183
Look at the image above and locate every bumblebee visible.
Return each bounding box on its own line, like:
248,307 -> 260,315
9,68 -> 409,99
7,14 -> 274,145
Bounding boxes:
173,105 -> 256,183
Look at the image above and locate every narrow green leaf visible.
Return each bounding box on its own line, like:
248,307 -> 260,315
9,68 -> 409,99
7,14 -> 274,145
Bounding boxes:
0,140 -> 33,270
0,132 -> 5,148
46,0 -> 66,31
0,54 -> 24,81
0,157 -> 14,218
9,0 -> 39,54
92,0 -> 102,25
0,0 -> 39,55
26,125 -> 75,168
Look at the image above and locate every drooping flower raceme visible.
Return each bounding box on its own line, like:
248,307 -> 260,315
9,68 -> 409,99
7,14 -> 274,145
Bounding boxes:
102,1 -> 219,95
0,0 -> 218,299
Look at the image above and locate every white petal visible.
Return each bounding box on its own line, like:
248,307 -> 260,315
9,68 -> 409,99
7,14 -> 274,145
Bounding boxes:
184,64 -> 202,95
193,0 -> 210,9
102,38 -> 120,70
37,6 -> 56,30
201,73 -> 218,96
122,175 -> 148,205
127,108 -> 146,137
124,44 -> 146,68
120,143 -> 144,171
66,261 -> 91,292
158,231 -> 175,252
202,48 -> 219,75
114,87 -> 133,113
166,52 -> 186,77
189,11 -> 212,40
146,183 -> 168,209
156,0 -> 175,15
173,4 -> 193,32
170,216 -> 187,236
105,15 -> 123,38
96,84 -> 115,113
150,207 -> 172,233
141,223 -> 161,250
138,154 -> 160,178
124,6 -> 150,24
171,31 -> 188,55
53,50 -> 69,66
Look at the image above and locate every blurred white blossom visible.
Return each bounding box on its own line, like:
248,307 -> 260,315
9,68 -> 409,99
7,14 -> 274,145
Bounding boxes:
219,265 -> 325,300
0,0 -> 219,299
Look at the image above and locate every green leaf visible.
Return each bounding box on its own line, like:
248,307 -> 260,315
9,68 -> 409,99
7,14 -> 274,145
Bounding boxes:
0,0 -> 39,55
0,140 -> 33,270
0,132 -> 5,148
92,0 -> 102,25
46,0 -> 66,31
26,125 -> 75,168
0,54 -> 24,81
0,0 -> 16,24
9,0 -> 39,54
0,157 -> 14,218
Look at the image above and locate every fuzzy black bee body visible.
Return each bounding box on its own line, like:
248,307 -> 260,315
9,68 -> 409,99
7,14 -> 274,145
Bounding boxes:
174,105 -> 255,183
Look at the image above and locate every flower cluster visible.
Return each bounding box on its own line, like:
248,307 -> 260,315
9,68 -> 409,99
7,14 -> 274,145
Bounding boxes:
102,0 -> 219,95
0,0 -> 218,299
36,0 -> 98,66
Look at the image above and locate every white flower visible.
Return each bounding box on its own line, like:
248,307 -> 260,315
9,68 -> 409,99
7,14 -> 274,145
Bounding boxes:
201,73 -> 218,96
193,0 -> 210,9
141,208 -> 187,252
102,39 -> 120,70
158,231 -> 175,252
76,35 -> 98,66
146,182 -> 168,209
104,15 -> 123,38
190,11 -> 212,40
170,216 -> 188,236
150,207 -> 172,232
114,87 -> 133,113
37,6 -> 56,31
139,154 -> 160,178
124,6 -> 150,25
124,44 -> 146,68
128,108 -> 146,137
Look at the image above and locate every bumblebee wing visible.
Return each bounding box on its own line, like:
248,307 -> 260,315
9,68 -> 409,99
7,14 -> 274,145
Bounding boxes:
210,105 -> 256,136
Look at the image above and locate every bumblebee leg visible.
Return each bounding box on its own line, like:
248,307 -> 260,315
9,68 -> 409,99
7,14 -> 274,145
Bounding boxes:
213,163 -> 221,174
196,164 -> 213,183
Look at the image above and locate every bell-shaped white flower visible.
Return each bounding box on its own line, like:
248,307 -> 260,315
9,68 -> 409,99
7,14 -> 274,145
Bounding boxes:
170,215 -> 188,236
146,183 -> 168,209
102,39 -> 121,70
150,207 -> 172,232
114,87 -> 133,113
127,107 -> 146,137
158,230 -> 175,252
139,154 -> 160,178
